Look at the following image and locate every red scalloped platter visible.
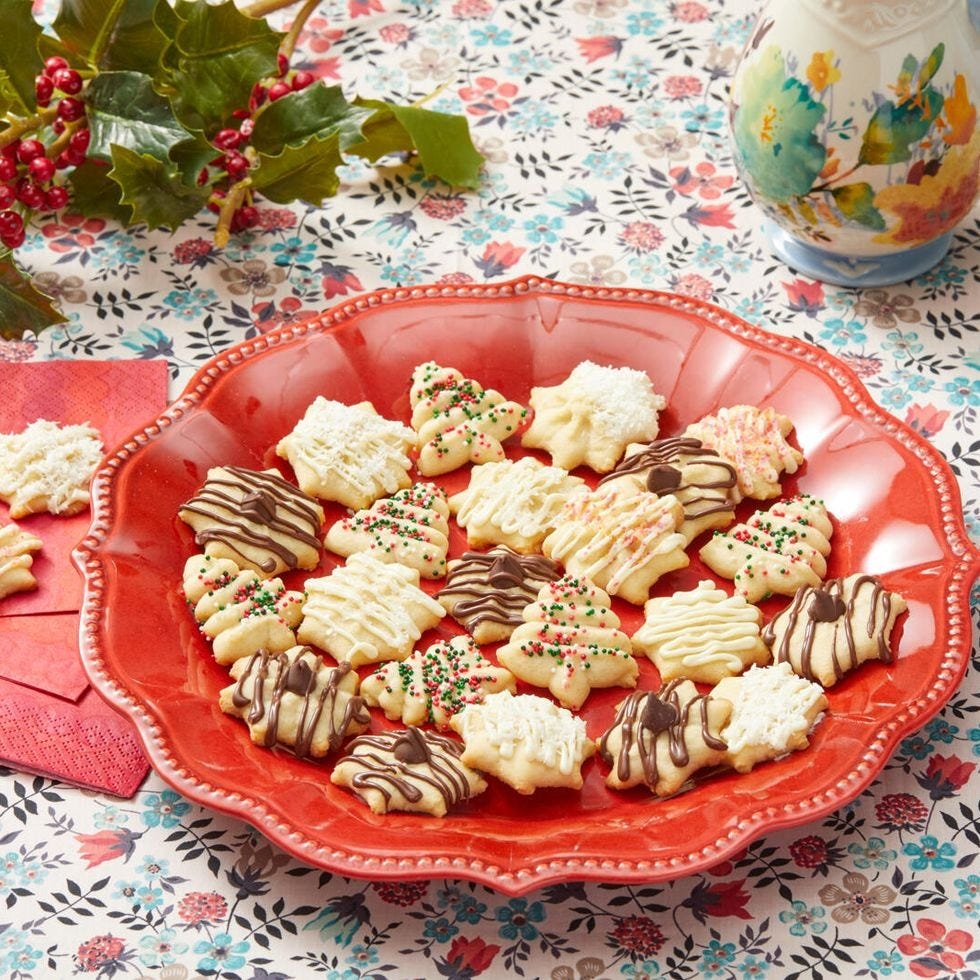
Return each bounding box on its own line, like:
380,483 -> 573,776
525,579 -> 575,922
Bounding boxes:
74,276 -> 979,895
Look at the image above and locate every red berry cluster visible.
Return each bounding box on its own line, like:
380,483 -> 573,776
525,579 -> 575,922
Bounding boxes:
203,54 -> 315,233
0,57 -> 89,249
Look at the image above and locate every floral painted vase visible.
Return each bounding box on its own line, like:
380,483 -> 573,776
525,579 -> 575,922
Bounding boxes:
729,0 -> 980,286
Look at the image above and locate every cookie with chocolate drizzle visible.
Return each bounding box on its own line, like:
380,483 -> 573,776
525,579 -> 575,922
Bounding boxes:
597,680 -> 731,797
762,573 -> 907,688
437,545 -> 562,644
218,646 -> 370,759
331,727 -> 487,817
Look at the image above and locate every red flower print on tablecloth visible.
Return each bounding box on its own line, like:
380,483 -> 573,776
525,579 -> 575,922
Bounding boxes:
672,1 -> 708,21
40,214 -> 107,252
782,277 -> 825,316
896,918 -> 975,978
74,829 -> 141,869
75,934 -> 127,972
420,195 -> 468,220
177,891 -> 228,925
670,161 -> 734,199
372,879 -> 429,906
663,75 -> 702,100
251,296 -> 316,334
609,915 -> 666,957
791,835 -> 831,870
875,793 -> 930,832
257,208 -> 298,231
322,262 -> 363,298
619,221 -> 665,252
672,271 -> 714,300
458,76 -> 520,121
681,202 -> 737,228
587,105 -> 628,130
438,936 -> 501,976
916,754 -> 976,801
905,403 -> 950,438
839,352 -> 883,379
475,241 -> 525,277
348,0 -> 384,18
453,0 -> 494,16
576,36 -> 624,63
683,879 -> 753,923
380,22 -> 413,45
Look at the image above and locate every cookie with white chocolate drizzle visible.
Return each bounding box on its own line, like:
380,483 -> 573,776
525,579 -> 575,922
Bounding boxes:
331,727 -> 487,817
179,466 -> 323,578
597,679 -> 731,797
218,646 -> 369,758
437,545 -> 562,644
762,573 -> 907,688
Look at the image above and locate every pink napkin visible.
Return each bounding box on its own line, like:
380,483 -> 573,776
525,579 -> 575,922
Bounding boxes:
0,359 -> 169,796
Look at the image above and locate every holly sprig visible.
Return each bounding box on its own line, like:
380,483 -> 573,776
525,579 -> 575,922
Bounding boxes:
0,0 -> 484,339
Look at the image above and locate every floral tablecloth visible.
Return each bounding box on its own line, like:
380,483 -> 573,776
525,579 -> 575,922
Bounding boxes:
1,1 -> 979,978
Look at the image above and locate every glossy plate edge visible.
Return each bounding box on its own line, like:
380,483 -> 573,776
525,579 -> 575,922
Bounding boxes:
72,275 -> 980,895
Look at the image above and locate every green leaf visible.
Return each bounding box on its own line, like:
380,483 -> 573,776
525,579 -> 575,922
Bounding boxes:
857,87 -> 944,165
251,135 -> 343,205
85,71 -> 192,161
0,0 -> 44,115
107,143 -> 208,229
0,256 -> 67,339
66,158 -> 134,222
169,133 -> 219,187
168,0 -> 284,138
830,182 -> 886,230
349,101 -> 484,189
250,84 -> 372,156
53,0 -> 169,73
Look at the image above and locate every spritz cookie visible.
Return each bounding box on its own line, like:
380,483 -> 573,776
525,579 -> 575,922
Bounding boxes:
762,573 -> 907,688
541,482 -> 688,605
182,553 -> 304,665
632,579 -> 769,685
699,492 -> 833,602
0,418 -> 102,518
324,482 -> 451,579
496,575 -> 637,710
684,404 -> 804,500
219,647 -> 370,759
297,552 -> 445,667
276,398 -> 415,509
437,546 -> 563,644
361,635 -> 516,729
178,465 -> 324,578
600,436 -> 739,542
713,662 -> 828,773
331,727 -> 488,817
597,680 -> 731,797
521,360 -> 667,473
409,361 -> 529,476
450,690 -> 596,794
449,456 -> 586,554
0,522 -> 43,600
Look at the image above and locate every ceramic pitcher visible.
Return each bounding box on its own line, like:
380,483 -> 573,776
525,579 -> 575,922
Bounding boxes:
729,0 -> 980,286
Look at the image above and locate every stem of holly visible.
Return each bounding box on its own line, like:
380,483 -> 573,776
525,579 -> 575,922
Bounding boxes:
214,179 -> 253,248
0,107 -> 58,149
280,0 -> 319,62
241,0 -> 304,19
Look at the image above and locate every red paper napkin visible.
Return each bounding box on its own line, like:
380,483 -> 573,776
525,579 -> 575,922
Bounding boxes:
0,359 -> 169,797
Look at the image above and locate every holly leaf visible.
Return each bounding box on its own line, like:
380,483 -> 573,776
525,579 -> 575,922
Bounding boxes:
107,143 -> 208,229
53,0 -> 170,74
67,158 -> 134,222
169,133 -> 219,187
858,87 -> 944,165
349,100 -> 484,188
250,83 -> 373,156
168,0 -> 284,138
830,182 -> 886,230
0,256 -> 67,340
85,70 -> 192,161
0,0 -> 44,116
251,135 -> 343,205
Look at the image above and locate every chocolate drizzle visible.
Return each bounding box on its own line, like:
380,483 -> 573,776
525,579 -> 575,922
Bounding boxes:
181,466 -> 322,573
598,682 -> 727,788
343,728 -> 474,809
231,649 -> 369,758
438,547 -> 561,631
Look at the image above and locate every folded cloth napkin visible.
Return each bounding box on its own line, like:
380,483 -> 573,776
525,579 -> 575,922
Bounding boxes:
0,359 -> 169,797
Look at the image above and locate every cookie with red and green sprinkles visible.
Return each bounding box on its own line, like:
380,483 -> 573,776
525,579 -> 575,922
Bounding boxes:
360,635 -> 516,730
324,482 -> 451,579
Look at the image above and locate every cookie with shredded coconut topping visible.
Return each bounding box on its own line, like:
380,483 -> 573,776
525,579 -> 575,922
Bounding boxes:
276,397 -> 415,510
521,360 -> 666,473
683,404 -> 803,500
0,418 -> 102,518
0,522 -> 43,600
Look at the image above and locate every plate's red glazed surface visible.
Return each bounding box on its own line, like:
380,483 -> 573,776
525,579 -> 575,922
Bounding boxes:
74,277 -> 979,895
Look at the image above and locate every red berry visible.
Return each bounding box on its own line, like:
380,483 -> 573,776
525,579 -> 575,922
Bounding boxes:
69,128 -> 90,154
44,186 -> 69,210
55,150 -> 73,170
233,205 -> 259,230
212,128 -> 241,150
17,139 -> 45,164
35,75 -> 54,106
291,70 -> 315,91
207,188 -> 226,214
15,178 -> 45,208
52,118 -> 66,135
239,118 -> 255,138
57,97 -> 85,122
43,56 -> 69,76
1,228 -> 26,249
0,209 -> 23,235
267,81 -> 291,102
196,166 -> 210,186
276,53 -> 289,76
51,68 -> 82,94
223,150 -> 248,180
28,156 -> 55,183
0,185 -> 14,209
0,158 -> 17,182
